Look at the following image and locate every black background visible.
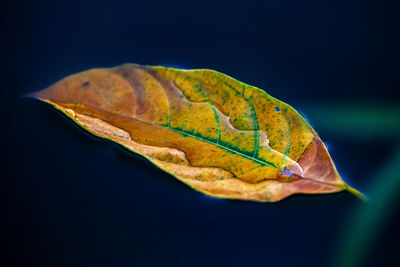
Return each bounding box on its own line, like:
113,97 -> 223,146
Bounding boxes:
2,1 -> 399,266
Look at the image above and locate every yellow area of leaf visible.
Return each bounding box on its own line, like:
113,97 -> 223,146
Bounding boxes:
30,64 -> 364,202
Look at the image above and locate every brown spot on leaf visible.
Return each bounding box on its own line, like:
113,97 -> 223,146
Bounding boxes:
81,81 -> 90,88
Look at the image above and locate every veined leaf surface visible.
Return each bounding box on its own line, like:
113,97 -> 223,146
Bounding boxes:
29,64 -> 363,202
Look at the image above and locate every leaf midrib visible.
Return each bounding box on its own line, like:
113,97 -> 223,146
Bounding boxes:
60,99 -> 281,170
152,121 -> 279,169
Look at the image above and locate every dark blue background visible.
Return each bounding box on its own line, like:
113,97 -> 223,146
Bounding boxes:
2,1 -> 399,266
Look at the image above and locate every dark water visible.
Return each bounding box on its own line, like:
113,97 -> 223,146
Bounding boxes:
2,1 -> 399,266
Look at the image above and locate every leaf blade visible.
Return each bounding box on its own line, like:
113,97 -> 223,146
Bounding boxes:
30,64 -> 362,202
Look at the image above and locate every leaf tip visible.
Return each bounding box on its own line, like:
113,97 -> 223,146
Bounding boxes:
20,92 -> 39,99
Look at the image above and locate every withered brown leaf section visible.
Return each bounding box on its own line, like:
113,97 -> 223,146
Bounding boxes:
29,64 -> 364,202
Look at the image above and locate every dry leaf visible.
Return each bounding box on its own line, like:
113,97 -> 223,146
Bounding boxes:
29,64 -> 364,202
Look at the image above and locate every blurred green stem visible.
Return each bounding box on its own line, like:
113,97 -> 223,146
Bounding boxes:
303,103 -> 400,140
334,148 -> 400,267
